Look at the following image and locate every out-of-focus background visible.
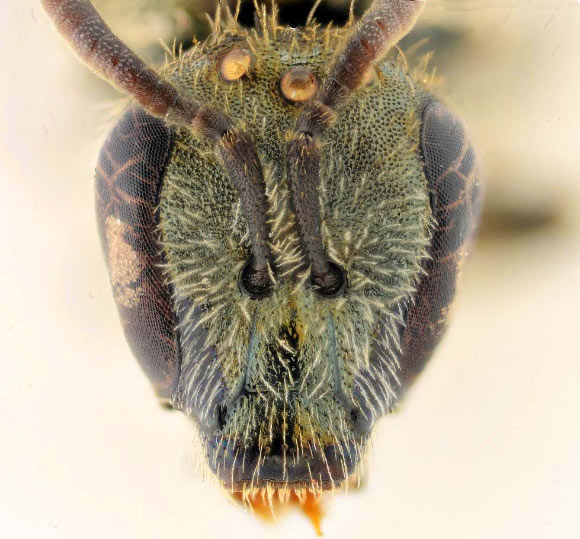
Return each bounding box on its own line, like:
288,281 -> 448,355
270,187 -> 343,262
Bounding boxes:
1,0 -> 579,537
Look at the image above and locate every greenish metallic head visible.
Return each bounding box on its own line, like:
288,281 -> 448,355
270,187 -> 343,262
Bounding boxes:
44,0 -> 480,500
161,24 -> 431,491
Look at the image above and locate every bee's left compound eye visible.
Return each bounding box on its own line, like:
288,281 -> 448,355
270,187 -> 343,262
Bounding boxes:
280,67 -> 318,104
219,48 -> 253,82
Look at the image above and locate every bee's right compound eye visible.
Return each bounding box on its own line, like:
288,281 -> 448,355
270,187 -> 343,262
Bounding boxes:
238,260 -> 272,300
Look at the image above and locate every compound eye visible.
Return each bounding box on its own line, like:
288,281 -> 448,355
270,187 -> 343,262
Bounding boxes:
219,48 -> 253,82
280,67 -> 318,104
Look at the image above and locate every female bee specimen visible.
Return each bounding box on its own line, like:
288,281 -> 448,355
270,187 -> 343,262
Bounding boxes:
42,0 -> 481,502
